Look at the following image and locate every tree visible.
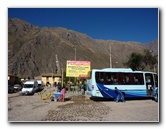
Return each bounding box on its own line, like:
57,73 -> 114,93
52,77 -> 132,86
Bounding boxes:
124,49 -> 158,71
143,49 -> 158,70
124,52 -> 143,70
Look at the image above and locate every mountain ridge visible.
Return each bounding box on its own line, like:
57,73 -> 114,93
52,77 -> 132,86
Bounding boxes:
8,18 -> 158,78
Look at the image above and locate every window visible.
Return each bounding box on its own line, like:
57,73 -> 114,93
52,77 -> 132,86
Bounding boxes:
133,73 -> 144,85
95,72 -> 144,85
23,84 -> 33,88
95,72 -> 119,85
119,73 -> 135,85
145,73 -> 154,86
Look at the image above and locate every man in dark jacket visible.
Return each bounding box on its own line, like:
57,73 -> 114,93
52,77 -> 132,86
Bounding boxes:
114,87 -> 125,102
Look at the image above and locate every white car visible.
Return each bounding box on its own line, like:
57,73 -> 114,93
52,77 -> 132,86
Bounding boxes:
14,84 -> 22,91
36,80 -> 44,92
21,80 -> 38,95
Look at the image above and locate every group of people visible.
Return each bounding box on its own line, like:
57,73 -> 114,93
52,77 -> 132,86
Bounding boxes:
51,81 -> 125,103
49,82 -> 66,102
50,87 -> 66,102
54,86 -> 124,102
52,81 -> 86,101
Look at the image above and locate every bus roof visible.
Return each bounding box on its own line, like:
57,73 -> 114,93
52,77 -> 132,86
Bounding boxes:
92,68 -> 157,74
92,68 -> 133,72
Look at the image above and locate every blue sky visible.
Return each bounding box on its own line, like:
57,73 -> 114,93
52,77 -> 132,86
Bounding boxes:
8,8 -> 158,43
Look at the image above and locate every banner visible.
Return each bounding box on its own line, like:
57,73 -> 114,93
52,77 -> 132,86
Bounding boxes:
66,61 -> 91,77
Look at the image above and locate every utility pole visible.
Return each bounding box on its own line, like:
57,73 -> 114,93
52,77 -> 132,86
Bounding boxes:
73,45 -> 77,89
56,55 -> 63,87
60,63 -> 64,88
55,54 -> 60,73
74,46 -> 77,61
110,46 -> 112,68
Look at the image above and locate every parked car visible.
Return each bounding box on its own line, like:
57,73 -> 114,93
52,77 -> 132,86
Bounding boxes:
36,80 -> 44,92
8,84 -> 15,93
14,84 -> 22,91
21,80 -> 38,95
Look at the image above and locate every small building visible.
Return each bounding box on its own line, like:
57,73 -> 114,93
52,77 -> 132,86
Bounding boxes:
41,73 -> 62,86
34,76 -> 42,80
8,74 -> 21,85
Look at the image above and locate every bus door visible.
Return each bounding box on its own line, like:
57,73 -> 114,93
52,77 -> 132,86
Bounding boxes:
153,74 -> 158,88
145,73 -> 155,96
153,74 -> 158,101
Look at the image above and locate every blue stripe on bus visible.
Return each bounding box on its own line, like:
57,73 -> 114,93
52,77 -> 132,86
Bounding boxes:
96,83 -> 117,98
96,83 -> 147,98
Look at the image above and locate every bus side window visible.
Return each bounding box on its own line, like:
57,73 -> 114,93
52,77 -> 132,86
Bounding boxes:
134,78 -> 139,84
100,78 -> 104,83
106,72 -> 112,84
121,73 -> 133,85
139,73 -> 144,84
129,73 -> 134,84
125,76 -> 130,84
110,78 -> 114,84
113,79 -> 118,84
109,74 -> 117,85
133,73 -> 144,85
95,72 -> 101,83
103,72 -> 108,85
124,73 -> 131,84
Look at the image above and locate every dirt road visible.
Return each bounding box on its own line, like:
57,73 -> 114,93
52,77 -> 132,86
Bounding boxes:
8,87 -> 159,122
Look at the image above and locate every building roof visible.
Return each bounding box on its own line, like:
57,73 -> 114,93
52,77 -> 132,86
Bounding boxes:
34,76 -> 42,80
41,73 -> 62,77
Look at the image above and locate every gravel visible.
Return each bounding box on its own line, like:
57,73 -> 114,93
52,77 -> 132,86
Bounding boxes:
8,87 -> 159,122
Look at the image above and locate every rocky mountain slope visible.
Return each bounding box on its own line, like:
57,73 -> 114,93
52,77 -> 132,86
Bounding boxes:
8,18 -> 158,78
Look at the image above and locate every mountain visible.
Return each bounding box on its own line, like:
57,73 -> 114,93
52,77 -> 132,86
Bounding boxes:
142,39 -> 158,55
8,18 -> 158,78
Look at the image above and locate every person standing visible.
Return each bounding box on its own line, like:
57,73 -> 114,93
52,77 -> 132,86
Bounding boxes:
58,87 -> 66,102
57,82 -> 61,92
54,82 -> 57,92
114,87 -> 125,102
80,83 -> 85,96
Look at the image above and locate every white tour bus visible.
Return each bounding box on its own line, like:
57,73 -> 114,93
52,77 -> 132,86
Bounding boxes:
87,68 -> 158,99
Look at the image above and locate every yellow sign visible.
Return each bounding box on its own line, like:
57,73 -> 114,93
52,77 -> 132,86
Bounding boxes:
66,61 -> 91,77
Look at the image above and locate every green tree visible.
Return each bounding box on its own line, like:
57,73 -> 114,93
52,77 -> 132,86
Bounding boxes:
124,49 -> 158,71
124,52 -> 143,70
142,49 -> 158,70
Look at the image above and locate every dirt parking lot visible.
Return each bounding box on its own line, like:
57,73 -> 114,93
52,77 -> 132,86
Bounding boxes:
8,87 -> 159,122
